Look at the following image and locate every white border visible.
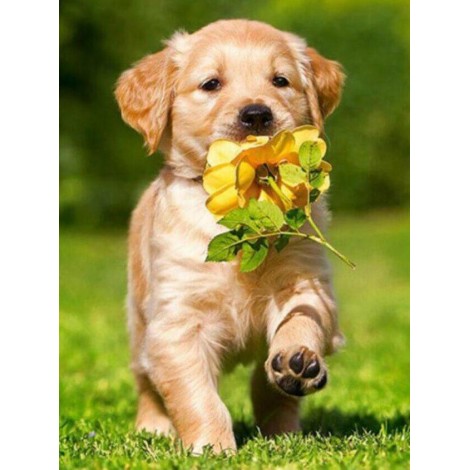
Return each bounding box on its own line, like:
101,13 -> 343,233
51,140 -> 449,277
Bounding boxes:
0,1 -> 58,468
411,0 -> 470,467
2,0 -> 470,467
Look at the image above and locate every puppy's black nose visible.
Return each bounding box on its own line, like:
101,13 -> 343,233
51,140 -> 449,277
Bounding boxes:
239,104 -> 273,132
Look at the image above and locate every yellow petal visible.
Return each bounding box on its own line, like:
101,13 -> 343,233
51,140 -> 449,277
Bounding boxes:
294,183 -> 310,207
271,152 -> 300,166
259,188 -> 289,211
259,188 -> 276,204
235,160 -> 256,192
320,160 -> 332,172
238,182 -> 260,207
202,163 -> 236,195
241,135 -> 270,149
278,179 -> 310,207
280,184 -> 295,210
319,174 -> 330,192
206,140 -> 242,166
206,185 -> 239,216
279,181 -> 295,198
242,143 -> 275,167
315,138 -> 327,158
292,125 -> 320,151
270,130 -> 295,160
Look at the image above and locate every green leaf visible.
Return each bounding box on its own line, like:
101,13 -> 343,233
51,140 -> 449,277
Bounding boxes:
218,207 -> 261,232
274,233 -> 291,253
240,239 -> 269,272
218,208 -> 250,229
235,225 -> 257,238
205,231 -> 242,262
247,199 -> 284,231
278,163 -> 307,186
309,171 -> 328,190
309,188 -> 321,203
284,208 -> 307,230
299,141 -> 323,172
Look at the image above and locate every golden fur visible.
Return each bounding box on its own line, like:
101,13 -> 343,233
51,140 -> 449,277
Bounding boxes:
115,19 -> 345,453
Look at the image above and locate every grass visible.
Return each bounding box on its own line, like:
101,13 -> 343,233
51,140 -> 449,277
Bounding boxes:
60,210 -> 410,469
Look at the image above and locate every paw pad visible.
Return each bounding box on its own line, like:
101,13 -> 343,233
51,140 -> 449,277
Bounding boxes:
267,346 -> 328,397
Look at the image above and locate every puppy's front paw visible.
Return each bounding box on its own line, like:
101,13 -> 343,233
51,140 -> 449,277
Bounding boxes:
265,346 -> 328,397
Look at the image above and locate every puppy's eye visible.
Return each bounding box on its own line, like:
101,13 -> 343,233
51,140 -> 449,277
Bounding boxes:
272,76 -> 289,88
200,78 -> 221,91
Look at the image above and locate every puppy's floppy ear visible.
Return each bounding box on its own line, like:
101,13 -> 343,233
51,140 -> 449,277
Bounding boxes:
305,47 -> 345,120
115,48 -> 175,154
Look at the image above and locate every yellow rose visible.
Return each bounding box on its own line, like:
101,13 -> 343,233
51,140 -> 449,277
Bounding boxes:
203,125 -> 330,217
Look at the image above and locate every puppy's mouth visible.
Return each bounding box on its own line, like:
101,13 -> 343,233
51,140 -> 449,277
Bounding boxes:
235,127 -> 276,141
215,124 -> 277,143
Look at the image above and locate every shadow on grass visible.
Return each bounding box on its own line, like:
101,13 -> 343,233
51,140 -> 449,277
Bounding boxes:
302,407 -> 410,437
233,408 -> 410,447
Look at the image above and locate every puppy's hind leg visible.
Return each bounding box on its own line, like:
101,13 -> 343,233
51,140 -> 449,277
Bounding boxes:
135,373 -> 174,435
251,362 -> 301,436
128,296 -> 173,435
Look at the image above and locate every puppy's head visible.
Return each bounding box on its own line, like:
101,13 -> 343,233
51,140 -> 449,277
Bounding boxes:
115,20 -> 344,178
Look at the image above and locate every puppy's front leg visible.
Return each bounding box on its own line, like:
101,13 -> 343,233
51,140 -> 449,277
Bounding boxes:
144,317 -> 236,454
265,310 -> 329,397
264,280 -> 342,400
252,297 -> 335,437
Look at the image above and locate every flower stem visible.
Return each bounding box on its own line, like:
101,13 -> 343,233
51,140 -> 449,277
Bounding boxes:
239,230 -> 355,269
287,231 -> 355,269
306,214 -> 326,242
303,213 -> 354,267
309,236 -> 356,269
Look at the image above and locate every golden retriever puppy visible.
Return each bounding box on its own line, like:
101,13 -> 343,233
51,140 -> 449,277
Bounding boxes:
115,19 -> 345,453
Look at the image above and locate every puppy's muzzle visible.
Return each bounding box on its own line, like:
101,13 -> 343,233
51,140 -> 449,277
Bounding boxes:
239,104 -> 273,134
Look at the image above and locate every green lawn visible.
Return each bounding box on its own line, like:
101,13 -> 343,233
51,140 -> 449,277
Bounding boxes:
60,210 -> 410,469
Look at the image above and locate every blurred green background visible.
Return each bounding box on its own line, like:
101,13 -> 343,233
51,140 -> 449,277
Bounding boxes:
60,0 -> 409,227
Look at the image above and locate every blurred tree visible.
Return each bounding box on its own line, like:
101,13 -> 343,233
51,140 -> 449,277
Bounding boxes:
60,0 -> 409,227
